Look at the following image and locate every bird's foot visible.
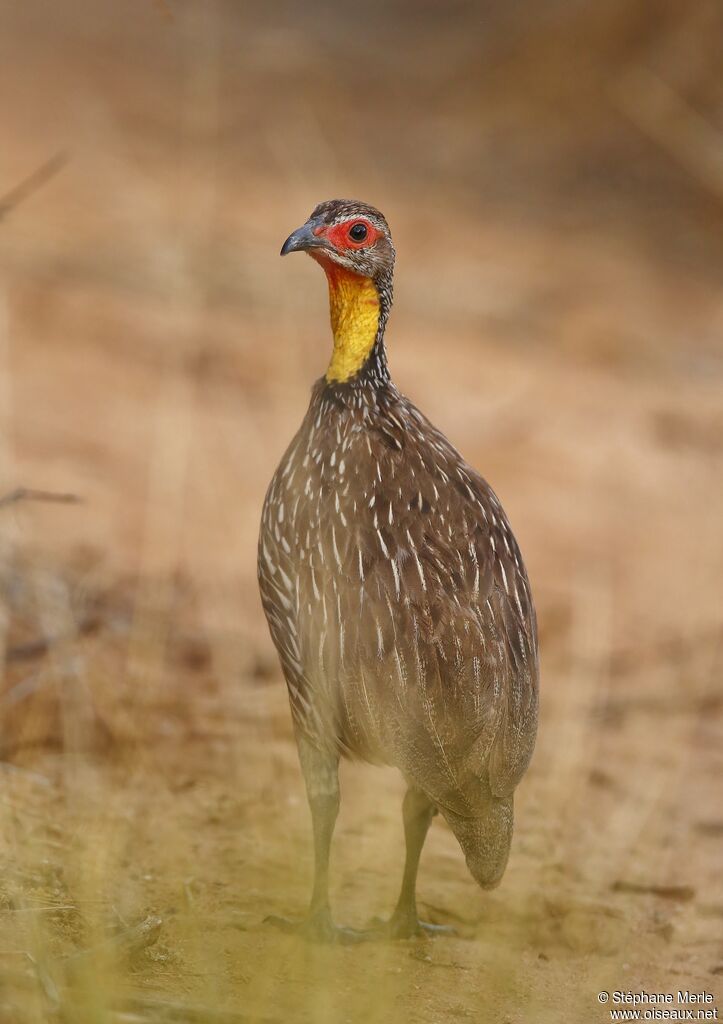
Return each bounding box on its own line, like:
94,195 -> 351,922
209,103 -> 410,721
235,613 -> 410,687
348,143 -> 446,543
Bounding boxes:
371,908 -> 457,941
264,908 -> 367,945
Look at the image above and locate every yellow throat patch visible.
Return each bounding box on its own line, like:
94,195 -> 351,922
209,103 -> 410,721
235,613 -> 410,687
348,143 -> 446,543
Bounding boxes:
321,262 -> 380,383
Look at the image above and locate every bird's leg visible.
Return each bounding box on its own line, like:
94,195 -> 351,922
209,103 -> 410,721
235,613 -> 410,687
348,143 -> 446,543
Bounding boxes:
303,738 -> 339,930
266,735 -> 362,943
383,786 -> 455,939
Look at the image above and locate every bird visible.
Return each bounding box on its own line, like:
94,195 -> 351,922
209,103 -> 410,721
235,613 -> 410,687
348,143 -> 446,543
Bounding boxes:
258,199 -> 539,942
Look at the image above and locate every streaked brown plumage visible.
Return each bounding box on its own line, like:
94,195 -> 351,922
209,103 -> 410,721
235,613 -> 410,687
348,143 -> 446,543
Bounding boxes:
258,199 -> 539,941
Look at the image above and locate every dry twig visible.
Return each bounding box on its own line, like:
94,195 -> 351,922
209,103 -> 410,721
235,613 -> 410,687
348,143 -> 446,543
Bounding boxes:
612,66 -> 723,204
612,880 -> 695,901
0,488 -> 80,511
0,154 -> 67,224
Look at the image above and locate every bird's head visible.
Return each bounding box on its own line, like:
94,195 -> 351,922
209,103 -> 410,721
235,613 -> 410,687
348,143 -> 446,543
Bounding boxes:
280,200 -> 395,385
280,199 -> 395,286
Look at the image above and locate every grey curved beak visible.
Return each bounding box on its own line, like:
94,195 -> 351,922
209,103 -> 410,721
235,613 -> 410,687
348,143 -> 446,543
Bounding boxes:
280,220 -> 328,257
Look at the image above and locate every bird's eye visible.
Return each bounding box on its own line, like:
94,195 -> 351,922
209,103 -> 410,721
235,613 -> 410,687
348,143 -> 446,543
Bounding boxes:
349,222 -> 368,242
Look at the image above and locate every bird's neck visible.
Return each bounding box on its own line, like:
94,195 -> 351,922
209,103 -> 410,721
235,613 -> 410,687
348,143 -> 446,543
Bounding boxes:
321,262 -> 391,385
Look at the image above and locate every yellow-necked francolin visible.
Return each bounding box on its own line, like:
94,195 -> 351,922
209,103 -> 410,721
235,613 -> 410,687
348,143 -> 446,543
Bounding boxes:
258,199 -> 539,942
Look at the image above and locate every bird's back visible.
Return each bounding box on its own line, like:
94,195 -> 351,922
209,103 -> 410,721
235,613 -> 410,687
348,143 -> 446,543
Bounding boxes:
258,376 -> 539,819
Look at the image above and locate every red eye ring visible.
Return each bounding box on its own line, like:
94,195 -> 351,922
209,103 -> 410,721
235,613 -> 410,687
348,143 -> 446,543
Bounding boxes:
325,218 -> 379,251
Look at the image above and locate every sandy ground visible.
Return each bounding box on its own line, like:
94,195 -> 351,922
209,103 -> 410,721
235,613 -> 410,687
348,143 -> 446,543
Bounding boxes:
1,3 -> 722,1022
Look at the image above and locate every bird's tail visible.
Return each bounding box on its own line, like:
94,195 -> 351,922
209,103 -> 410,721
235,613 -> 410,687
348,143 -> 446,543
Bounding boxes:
444,796 -> 514,890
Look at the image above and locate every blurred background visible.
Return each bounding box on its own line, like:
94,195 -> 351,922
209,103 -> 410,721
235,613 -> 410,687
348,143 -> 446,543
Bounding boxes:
0,1 -> 721,1021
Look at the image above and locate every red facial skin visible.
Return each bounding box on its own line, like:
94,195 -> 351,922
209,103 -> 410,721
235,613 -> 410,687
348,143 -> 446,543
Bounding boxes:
313,218 -> 380,252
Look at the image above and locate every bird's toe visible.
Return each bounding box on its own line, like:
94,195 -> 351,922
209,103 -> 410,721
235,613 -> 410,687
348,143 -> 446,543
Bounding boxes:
264,910 -> 367,945
372,909 -> 457,941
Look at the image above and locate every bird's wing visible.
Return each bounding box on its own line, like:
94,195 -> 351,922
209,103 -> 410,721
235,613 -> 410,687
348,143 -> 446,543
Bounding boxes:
363,398 -> 539,805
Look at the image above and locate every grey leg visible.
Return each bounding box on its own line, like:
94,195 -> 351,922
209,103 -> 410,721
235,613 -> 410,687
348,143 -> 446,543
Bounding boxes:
385,786 -> 454,939
298,735 -> 339,924
266,734 -> 362,943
